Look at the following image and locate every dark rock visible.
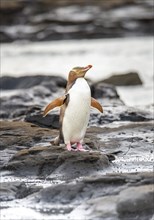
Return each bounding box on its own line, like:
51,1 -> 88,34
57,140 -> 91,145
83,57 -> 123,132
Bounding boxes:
25,113 -> 60,129
1,79 -> 153,125
0,121 -> 57,153
0,102 -> 42,120
33,182 -> 85,204
91,82 -> 120,99
0,31 -> 14,43
102,72 -> 143,86
79,181 -> 154,220
25,104 -> 153,129
83,174 -> 127,185
117,185 -> 154,219
4,145 -> 109,178
119,110 -> 149,121
0,74 -> 126,122
0,75 -> 67,91
0,182 -> 41,202
32,85 -> 52,97
1,120 -> 153,177
89,106 -> 153,126
0,75 -> 67,120
0,182 -> 25,202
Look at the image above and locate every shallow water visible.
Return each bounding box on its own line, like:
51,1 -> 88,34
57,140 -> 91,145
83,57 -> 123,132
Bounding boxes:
1,37 -> 153,106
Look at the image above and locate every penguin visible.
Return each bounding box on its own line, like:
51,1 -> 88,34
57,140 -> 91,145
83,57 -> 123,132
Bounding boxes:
43,65 -> 103,151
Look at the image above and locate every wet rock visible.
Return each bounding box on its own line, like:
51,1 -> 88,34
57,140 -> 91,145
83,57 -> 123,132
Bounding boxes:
102,72 -> 143,86
0,75 -> 67,91
0,75 -> 67,120
0,182 -> 25,202
0,117 -> 153,219
0,182 -> 41,202
0,0 -> 153,42
4,145 -> 109,178
0,102 -> 42,120
0,76 -> 153,126
84,195 -> 118,220
89,106 -> 153,126
0,121 -> 110,178
0,121 -> 57,152
25,113 -> 60,129
0,31 -> 14,43
76,183 -> 154,220
117,184 -> 154,219
0,74 -> 126,122
32,85 -> 52,97
119,109 -> 150,121
69,173 -> 154,220
32,182 -> 85,204
1,120 -> 153,177
23,104 -> 153,129
91,82 -> 120,99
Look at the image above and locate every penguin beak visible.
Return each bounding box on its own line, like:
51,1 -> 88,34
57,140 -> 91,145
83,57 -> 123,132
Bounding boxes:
83,65 -> 92,72
81,64 -> 92,77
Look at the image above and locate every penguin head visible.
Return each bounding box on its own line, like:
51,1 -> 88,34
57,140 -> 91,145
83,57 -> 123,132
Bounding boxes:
68,65 -> 92,82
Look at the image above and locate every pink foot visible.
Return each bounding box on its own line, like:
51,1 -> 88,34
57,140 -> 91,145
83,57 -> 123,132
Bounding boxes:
66,143 -> 72,151
77,143 -> 87,151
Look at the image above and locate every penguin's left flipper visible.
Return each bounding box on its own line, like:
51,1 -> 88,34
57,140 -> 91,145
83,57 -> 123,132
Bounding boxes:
43,95 -> 66,117
91,97 -> 103,113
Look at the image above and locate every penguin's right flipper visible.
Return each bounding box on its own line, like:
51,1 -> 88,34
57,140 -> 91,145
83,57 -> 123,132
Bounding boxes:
91,97 -> 103,113
43,95 -> 66,117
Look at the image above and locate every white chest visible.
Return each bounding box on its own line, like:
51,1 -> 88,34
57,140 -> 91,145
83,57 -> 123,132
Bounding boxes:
69,78 -> 91,103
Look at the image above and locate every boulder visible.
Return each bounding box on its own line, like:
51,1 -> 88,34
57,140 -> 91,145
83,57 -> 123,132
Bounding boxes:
91,82 -> 120,99
102,72 -> 142,86
0,75 -> 67,90
117,185 -> 154,219
0,182 -> 41,202
25,113 -> 60,129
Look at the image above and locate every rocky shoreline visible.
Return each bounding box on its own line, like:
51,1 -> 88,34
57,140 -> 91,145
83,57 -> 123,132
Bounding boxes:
0,75 -> 154,220
1,0 -> 153,42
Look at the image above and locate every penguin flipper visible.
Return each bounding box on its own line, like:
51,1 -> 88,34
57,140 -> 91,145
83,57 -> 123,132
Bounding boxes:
91,97 -> 103,113
43,96 -> 66,117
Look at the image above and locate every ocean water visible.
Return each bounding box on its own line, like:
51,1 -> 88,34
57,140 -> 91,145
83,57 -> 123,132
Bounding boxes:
1,36 -> 153,106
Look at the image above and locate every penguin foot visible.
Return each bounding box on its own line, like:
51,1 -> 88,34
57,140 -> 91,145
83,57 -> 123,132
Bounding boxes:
77,143 -> 87,151
66,143 -> 88,151
66,143 -> 72,151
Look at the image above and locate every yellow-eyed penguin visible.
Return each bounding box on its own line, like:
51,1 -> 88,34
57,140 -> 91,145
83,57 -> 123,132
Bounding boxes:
43,65 -> 103,151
